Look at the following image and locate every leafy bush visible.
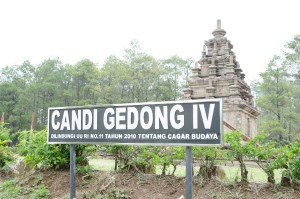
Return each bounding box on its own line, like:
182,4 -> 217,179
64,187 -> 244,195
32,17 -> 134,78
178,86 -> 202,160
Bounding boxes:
18,129 -> 88,169
273,142 -> 300,187
193,147 -> 221,181
246,133 -> 279,183
225,131 -> 300,187
107,145 -> 159,173
106,145 -> 185,175
288,142 -> 300,186
0,179 -> 23,198
0,123 -> 13,167
77,165 -> 93,176
125,146 -> 159,173
34,185 -> 50,198
0,178 -> 51,199
225,131 -> 249,182
104,145 -> 129,171
157,146 -> 185,175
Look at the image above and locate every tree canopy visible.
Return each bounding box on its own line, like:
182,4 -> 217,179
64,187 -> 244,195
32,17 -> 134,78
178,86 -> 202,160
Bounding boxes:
0,40 -> 192,131
255,35 -> 300,142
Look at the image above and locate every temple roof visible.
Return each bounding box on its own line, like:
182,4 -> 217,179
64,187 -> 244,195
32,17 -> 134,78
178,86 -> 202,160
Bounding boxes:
184,19 -> 254,107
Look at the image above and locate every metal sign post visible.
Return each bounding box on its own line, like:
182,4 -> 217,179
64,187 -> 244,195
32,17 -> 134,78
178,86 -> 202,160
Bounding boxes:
70,144 -> 76,199
186,146 -> 193,199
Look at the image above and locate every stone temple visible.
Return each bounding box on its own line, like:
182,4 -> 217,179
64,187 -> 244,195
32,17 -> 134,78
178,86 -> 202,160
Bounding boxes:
183,20 -> 259,138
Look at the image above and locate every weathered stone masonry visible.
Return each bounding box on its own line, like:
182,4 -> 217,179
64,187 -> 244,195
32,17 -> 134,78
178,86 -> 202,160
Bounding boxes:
184,20 -> 259,138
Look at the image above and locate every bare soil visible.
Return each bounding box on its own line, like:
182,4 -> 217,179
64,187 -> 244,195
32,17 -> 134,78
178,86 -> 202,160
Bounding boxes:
16,169 -> 300,199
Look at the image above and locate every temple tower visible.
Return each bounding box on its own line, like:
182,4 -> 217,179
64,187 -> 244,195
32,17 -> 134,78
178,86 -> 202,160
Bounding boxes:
184,20 -> 259,138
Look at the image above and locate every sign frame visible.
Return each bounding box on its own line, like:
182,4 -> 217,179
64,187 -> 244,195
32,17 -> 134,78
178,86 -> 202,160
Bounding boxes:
47,99 -> 223,146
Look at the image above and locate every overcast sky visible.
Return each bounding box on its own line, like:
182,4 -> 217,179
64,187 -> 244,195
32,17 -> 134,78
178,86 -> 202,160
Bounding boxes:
0,0 -> 299,83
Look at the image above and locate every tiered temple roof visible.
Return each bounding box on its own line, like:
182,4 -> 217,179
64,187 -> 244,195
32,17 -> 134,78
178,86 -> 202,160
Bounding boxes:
184,20 -> 259,138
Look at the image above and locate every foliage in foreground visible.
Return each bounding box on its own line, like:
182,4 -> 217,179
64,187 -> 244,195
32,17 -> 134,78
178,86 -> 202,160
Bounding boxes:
0,123 -> 13,167
274,141 -> 300,186
105,145 -> 185,175
11,127 -> 300,188
193,146 -> 222,181
0,178 -> 50,199
225,130 -> 300,186
107,145 -> 160,173
101,131 -> 300,187
18,129 -> 89,169
225,131 -> 249,182
246,133 -> 279,183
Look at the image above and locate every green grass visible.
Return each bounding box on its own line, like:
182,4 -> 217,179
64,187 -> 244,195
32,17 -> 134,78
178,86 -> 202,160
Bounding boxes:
88,158 -> 282,183
88,158 -> 187,175
89,158 -> 115,171
156,165 -> 282,183
223,166 -> 282,183
156,164 -> 186,176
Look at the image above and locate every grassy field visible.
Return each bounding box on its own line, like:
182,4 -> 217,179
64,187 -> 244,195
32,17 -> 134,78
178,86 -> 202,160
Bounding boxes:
88,158 -> 282,183
89,158 -> 115,171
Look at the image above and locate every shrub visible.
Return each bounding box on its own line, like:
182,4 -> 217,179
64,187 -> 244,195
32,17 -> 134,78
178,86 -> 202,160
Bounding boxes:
125,146 -> 159,173
108,145 -> 159,173
0,123 -> 13,167
225,131 -> 249,182
274,142 -> 300,187
18,129 -> 88,169
288,142 -> 300,186
105,145 -> 129,171
0,179 -> 23,198
193,147 -> 221,181
246,133 -> 279,183
34,185 -> 50,198
157,146 -> 185,175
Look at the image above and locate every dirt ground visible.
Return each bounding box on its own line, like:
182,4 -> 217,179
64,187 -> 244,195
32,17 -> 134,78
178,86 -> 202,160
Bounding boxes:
16,169 -> 300,199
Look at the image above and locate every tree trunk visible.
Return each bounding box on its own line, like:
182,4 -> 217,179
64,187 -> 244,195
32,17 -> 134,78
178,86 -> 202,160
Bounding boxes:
171,164 -> 177,175
267,171 -> 275,184
114,155 -> 118,171
162,163 -> 167,175
114,150 -> 119,171
238,154 -> 248,182
281,176 -> 291,187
